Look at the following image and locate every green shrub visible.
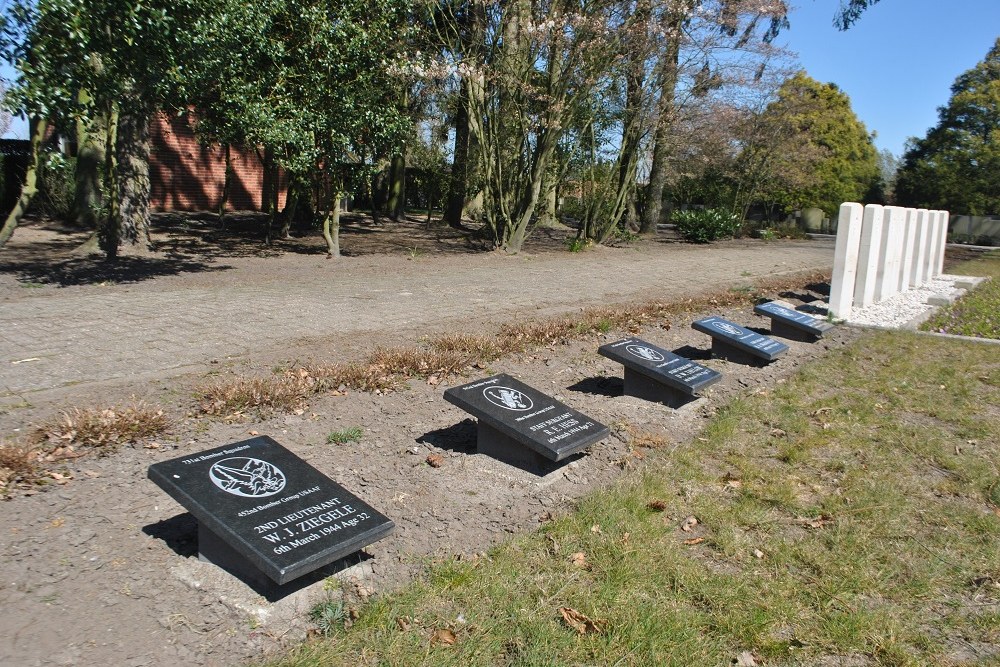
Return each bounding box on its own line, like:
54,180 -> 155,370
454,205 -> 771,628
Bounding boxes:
36,152 -> 76,221
672,208 -> 740,243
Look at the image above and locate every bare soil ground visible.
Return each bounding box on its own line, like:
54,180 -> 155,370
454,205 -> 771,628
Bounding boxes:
0,213 -> 977,667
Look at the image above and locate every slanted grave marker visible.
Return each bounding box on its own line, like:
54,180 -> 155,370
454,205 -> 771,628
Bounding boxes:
692,316 -> 788,365
597,337 -> 721,407
443,373 -> 609,471
753,301 -> 834,342
148,436 -> 394,588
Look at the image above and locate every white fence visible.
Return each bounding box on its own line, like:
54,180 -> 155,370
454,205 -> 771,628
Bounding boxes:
828,203 -> 950,319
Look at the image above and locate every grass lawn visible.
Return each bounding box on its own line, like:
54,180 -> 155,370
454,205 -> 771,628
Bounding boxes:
922,250 -> 1000,339
261,331 -> 1000,667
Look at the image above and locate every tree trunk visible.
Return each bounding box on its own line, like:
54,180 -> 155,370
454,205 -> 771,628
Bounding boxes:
96,105 -> 120,257
444,82 -> 473,229
113,107 -> 153,256
322,193 -> 342,258
218,144 -> 232,228
386,153 -> 406,221
426,179 -> 434,226
537,176 -> 558,227
640,11 -> 684,235
0,117 -> 48,248
280,178 -> 299,239
262,147 -> 278,244
72,105 -> 106,229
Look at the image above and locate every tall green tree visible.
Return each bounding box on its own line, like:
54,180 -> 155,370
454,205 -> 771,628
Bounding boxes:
742,71 -> 879,218
180,0 -> 411,257
894,38 -> 1000,215
1,0 -> 209,256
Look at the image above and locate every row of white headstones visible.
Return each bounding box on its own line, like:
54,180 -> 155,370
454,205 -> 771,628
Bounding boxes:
828,202 -> 950,320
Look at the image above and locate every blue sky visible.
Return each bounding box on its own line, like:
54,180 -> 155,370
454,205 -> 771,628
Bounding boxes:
783,0 -> 1000,157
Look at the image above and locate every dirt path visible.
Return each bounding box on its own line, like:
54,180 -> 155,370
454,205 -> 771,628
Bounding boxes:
0,218 -> 843,667
0,220 -> 833,403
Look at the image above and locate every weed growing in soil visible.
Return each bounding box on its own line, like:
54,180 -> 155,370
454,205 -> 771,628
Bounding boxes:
326,427 -> 363,445
922,250 -> 1000,339
36,400 -> 169,450
308,599 -> 346,637
261,331 -> 1000,666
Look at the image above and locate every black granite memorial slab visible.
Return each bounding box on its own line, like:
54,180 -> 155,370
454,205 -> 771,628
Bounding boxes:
148,436 -> 394,586
598,337 -> 721,406
692,316 -> 788,365
443,374 -> 609,466
753,301 -> 834,341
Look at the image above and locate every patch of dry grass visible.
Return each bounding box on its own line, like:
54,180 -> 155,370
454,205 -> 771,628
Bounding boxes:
198,372 -> 320,418
203,270 -> 830,418
0,440 -> 41,491
35,400 -> 169,450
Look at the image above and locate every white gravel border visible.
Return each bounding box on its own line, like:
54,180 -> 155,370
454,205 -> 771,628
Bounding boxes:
843,274 -> 984,330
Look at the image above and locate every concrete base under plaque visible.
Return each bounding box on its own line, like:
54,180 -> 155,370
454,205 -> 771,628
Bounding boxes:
770,319 -> 820,342
477,422 -> 569,475
198,523 -> 276,592
711,338 -> 769,366
623,367 -> 695,408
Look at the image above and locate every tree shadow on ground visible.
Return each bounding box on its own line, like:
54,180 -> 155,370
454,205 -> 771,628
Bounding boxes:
0,209 -> 588,287
4,253 -> 233,287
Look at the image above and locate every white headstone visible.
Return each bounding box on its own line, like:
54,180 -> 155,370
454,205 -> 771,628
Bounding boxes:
829,203 -> 864,319
875,206 -> 905,302
899,208 -> 918,292
926,210 -> 943,280
935,210 -> 950,276
853,204 -> 884,308
911,209 -> 930,287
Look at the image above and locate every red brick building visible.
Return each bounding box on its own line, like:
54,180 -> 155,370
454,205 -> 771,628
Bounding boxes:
149,114 -> 287,212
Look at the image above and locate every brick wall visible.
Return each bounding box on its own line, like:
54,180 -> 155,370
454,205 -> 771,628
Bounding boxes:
149,114 -> 287,212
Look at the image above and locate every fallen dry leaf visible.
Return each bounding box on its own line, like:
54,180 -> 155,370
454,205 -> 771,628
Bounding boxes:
798,515 -> 832,530
620,532 -> 630,545
425,454 -> 444,468
396,616 -> 411,631
558,607 -> 605,635
569,552 -> 588,568
769,427 -> 787,438
734,650 -> 759,666
646,500 -> 667,512
681,516 -> 698,532
430,628 -> 456,646
811,407 -> 832,416
426,375 -> 440,386
143,442 -> 160,449
753,549 -> 765,559
683,537 -> 705,546
590,524 -> 602,534
725,479 -> 743,489
547,535 -> 560,555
